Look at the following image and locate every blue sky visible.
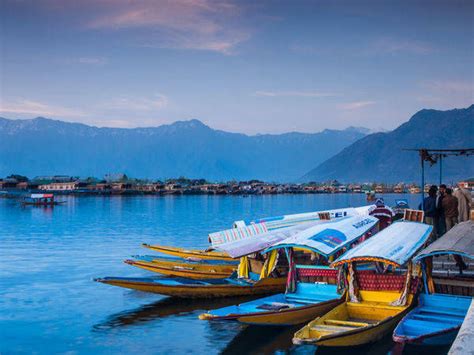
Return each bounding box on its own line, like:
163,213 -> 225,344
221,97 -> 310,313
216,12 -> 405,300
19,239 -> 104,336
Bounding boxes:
0,0 -> 473,133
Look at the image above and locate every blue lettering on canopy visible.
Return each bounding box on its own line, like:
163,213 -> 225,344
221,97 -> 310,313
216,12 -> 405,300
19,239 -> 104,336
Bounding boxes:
352,218 -> 373,229
309,229 -> 347,248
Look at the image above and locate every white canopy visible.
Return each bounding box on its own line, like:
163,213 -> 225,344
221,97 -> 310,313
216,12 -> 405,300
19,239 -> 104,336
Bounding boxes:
333,221 -> 433,267
216,215 -> 378,259
210,205 -> 374,247
265,215 -> 379,257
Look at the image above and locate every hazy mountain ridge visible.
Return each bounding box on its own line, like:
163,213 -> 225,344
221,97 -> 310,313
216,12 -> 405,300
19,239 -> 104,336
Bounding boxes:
0,117 -> 367,181
302,105 -> 474,183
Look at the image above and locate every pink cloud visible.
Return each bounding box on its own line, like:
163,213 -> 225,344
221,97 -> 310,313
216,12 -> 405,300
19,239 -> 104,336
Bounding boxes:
74,0 -> 250,54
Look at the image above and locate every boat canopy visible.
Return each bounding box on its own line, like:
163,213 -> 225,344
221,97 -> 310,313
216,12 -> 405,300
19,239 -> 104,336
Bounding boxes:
332,221 -> 433,267
264,215 -> 378,257
214,220 -> 329,258
210,205 -> 374,246
414,220 -> 474,261
30,193 -> 53,198
252,206 -> 372,229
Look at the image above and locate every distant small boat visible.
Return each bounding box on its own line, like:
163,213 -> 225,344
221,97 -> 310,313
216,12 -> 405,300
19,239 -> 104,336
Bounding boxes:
21,193 -> 66,206
124,255 -> 238,279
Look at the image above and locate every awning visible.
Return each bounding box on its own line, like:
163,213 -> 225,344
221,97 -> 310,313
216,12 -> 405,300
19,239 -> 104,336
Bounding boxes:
264,215 -> 379,257
414,220 -> 474,261
210,205 -> 374,247
332,221 -> 433,267
214,220 -> 328,258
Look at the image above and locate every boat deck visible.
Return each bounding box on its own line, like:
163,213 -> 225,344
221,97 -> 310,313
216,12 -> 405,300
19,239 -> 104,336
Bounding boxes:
394,293 -> 471,340
203,283 -> 339,317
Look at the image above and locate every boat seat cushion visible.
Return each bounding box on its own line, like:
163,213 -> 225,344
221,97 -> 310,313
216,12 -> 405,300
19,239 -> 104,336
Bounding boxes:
297,268 -> 338,278
356,271 -> 419,293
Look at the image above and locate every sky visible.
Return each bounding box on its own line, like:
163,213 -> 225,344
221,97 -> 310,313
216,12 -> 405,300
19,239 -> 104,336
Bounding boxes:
0,0 -> 473,134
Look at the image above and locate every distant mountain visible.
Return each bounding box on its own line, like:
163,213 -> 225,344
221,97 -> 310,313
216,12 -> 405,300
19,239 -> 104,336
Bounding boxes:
302,105 -> 474,183
0,117 -> 367,181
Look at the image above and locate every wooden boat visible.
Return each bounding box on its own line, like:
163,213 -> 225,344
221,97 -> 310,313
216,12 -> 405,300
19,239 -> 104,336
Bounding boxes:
200,274 -> 344,325
199,215 -> 379,325
94,273 -> 286,298
393,220 -> 474,347
293,221 -> 433,347
141,244 -> 234,261
124,255 -> 238,279
21,193 -> 65,206
393,293 -> 471,346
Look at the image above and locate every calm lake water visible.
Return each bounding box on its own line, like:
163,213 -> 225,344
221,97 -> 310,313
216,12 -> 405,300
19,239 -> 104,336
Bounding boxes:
1,194 -> 450,354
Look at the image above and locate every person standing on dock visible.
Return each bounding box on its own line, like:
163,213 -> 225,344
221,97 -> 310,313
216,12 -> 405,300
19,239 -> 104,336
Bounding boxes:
436,184 -> 447,237
453,184 -> 472,222
442,188 -> 459,231
419,186 -> 437,228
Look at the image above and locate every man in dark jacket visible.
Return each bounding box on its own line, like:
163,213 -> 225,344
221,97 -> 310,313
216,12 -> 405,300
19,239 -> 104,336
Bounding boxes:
442,188 -> 459,231
436,184 -> 447,236
419,186 -> 437,227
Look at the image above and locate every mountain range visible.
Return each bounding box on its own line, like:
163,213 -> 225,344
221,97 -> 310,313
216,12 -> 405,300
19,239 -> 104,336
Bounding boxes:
302,104 -> 474,183
2,104 -> 472,182
0,117 -> 367,181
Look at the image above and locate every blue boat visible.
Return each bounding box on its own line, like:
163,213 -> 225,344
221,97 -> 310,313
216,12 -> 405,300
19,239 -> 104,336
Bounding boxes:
199,215 -> 379,325
393,220 -> 474,347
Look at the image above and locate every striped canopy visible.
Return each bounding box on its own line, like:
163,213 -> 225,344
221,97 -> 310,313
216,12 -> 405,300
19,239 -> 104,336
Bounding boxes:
214,220 -> 328,258
209,206 -> 373,247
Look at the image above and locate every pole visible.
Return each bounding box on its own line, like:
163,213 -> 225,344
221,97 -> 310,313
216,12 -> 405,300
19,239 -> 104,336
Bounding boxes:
421,152 -> 425,211
439,154 -> 443,185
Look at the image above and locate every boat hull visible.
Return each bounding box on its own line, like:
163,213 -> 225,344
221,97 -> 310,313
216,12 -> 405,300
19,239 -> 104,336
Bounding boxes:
124,258 -> 236,279
293,291 -> 413,347
392,293 -> 471,347
95,276 -> 286,298
200,283 -> 344,325
142,244 -> 234,261
236,297 -> 343,326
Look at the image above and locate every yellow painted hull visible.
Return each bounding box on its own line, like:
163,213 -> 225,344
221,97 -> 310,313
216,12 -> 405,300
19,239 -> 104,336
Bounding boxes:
293,291 -> 413,347
142,244 -> 234,261
97,277 -> 286,299
124,259 -> 235,279
236,298 -> 344,326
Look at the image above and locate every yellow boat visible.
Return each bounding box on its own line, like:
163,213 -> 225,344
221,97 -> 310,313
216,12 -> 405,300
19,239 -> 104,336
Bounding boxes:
124,255 -> 237,279
293,221 -> 433,347
94,274 -> 286,298
293,290 -> 413,346
141,244 -> 234,261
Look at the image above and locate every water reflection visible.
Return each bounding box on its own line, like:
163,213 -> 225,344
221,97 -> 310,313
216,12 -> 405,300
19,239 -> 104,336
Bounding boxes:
218,324 -> 302,355
93,295 -> 260,331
